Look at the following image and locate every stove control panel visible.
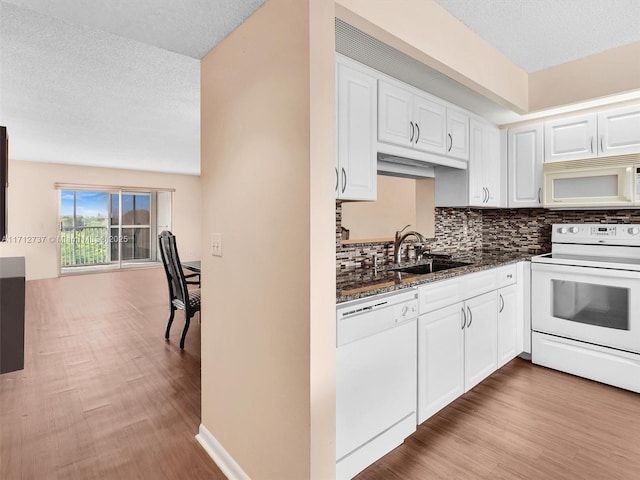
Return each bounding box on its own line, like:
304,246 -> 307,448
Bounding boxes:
552,224 -> 640,245
590,226 -> 617,236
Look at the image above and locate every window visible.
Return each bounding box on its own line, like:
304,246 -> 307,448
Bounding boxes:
59,187 -> 172,271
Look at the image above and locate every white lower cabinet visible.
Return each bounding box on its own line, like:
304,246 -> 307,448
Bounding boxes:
464,292 -> 498,390
497,284 -> 518,368
418,264 -> 522,424
418,291 -> 497,423
417,304 -> 465,423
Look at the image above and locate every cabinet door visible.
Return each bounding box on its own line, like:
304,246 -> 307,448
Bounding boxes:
464,291 -> 498,391
598,105 -> 640,156
336,61 -> 377,200
378,80 -> 413,148
446,109 -> 470,160
413,95 -> 447,155
483,124 -> 502,207
497,284 -> 519,368
508,124 -> 544,208
544,114 -> 597,162
468,119 -> 485,206
417,304 -> 465,424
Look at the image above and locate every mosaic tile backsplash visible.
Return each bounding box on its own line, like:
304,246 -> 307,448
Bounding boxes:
481,208 -> 640,253
336,200 -> 640,271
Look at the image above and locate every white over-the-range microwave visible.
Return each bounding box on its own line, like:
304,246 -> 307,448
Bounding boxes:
543,153 -> 640,209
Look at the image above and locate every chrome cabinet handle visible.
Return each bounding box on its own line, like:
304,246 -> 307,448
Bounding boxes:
600,135 -> 604,153
590,136 -> 594,154
341,168 -> 346,194
461,307 -> 466,329
335,167 -> 338,192
448,133 -> 453,152
409,122 -> 415,143
538,187 -> 542,204
486,188 -> 490,203
467,306 -> 472,328
415,123 -> 420,143
499,294 -> 504,313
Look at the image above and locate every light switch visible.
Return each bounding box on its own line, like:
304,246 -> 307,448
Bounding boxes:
211,233 -> 222,257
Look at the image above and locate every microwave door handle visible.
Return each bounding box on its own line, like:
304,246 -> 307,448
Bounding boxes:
624,168 -> 633,201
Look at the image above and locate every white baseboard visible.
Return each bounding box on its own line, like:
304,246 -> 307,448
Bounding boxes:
196,424 -> 251,480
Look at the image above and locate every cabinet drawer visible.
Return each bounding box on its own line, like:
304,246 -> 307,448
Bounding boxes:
463,269 -> 497,299
496,264 -> 517,288
418,278 -> 464,314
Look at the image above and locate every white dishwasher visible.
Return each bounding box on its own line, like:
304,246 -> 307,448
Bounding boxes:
336,289 -> 418,480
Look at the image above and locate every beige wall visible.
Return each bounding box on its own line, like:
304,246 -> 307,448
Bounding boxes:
335,0 -> 529,113
200,0 -> 335,478
342,176 -> 435,241
336,1 -> 639,114
0,160 -> 201,280
529,42 -> 640,112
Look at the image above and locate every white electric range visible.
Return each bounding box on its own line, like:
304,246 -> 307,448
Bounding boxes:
531,224 -> 640,393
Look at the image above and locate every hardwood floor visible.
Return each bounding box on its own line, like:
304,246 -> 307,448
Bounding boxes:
0,267 -> 225,480
356,358 -> 640,480
5,268 -> 640,480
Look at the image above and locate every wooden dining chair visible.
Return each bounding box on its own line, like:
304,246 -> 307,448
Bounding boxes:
158,231 -> 201,349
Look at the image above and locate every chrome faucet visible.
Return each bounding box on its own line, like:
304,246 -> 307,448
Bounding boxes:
393,225 -> 427,264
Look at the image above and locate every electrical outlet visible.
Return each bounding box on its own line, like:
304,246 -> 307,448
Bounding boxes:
211,233 -> 222,257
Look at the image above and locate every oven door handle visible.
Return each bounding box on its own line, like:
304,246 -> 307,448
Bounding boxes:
531,262 -> 640,280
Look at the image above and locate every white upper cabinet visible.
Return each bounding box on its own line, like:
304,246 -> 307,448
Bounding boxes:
470,119 -> 501,207
508,124 -> 544,208
378,79 -> 468,166
336,56 -> 377,201
413,96 -> 447,155
434,118 -> 501,208
468,120 -> 485,206
377,81 -> 413,148
378,80 -> 448,156
543,104 -> 640,162
544,113 -> 597,162
446,109 -> 470,161
598,104 -> 640,156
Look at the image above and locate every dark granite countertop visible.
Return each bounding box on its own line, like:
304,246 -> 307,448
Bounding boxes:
337,250 -> 537,303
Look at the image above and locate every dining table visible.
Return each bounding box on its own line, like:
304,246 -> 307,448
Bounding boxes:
182,260 -> 201,274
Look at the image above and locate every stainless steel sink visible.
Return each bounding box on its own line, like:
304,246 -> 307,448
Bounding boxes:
390,261 -> 470,275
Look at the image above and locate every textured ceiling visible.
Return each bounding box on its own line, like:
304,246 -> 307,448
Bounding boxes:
435,0 -> 640,73
0,0 -> 266,174
0,2 -> 201,174
2,0 -> 267,59
2,0 -> 638,176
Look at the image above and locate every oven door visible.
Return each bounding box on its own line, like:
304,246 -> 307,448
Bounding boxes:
532,263 -> 640,354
